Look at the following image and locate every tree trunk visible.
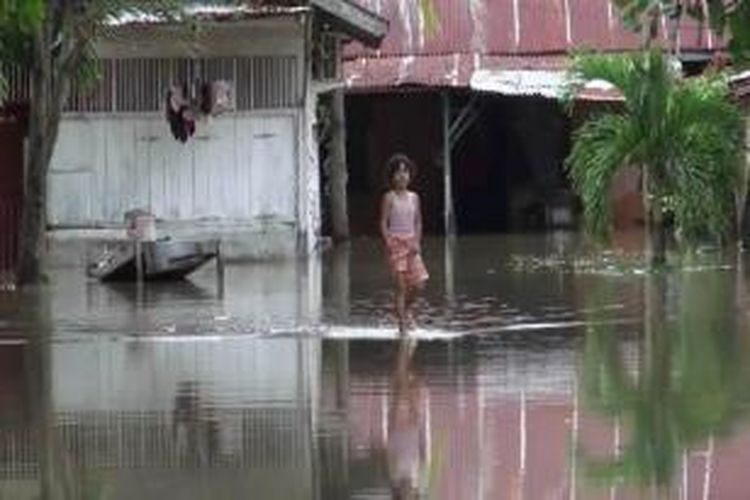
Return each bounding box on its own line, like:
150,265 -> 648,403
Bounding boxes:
18,34 -> 51,285
642,166 -> 666,268
643,7 -> 660,49
738,112 -> 750,243
650,201 -> 667,267
17,19 -> 70,285
329,90 -> 350,243
18,109 -> 50,284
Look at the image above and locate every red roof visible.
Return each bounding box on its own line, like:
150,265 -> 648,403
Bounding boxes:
344,0 -> 722,91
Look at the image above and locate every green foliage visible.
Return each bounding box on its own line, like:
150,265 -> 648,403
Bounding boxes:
611,0 -> 750,66
564,50 -> 743,244
419,0 -> 440,39
0,0 -> 43,63
0,0 -> 186,96
728,0 -> 750,65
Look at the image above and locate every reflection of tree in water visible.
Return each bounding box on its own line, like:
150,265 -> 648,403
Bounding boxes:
578,270 -> 750,496
172,381 -> 220,466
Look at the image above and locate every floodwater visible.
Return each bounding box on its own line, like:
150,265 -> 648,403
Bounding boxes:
2,233 -> 750,499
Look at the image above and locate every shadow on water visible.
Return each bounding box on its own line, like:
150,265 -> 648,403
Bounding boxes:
5,235 -> 750,499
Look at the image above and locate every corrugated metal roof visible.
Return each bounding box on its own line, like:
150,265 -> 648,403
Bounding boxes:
107,3 -> 309,27
344,53 -> 568,90
344,0 -> 722,94
105,1 -> 387,49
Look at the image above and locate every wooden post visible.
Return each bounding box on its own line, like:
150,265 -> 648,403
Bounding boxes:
135,239 -> 144,284
216,240 -> 225,298
442,92 -> 456,236
330,242 -> 351,321
444,236 -> 455,305
330,89 -> 350,242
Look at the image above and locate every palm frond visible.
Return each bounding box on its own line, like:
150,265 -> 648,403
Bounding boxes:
0,0 -> 44,62
665,78 -> 743,241
728,0 -> 750,67
564,50 -> 677,122
567,114 -> 642,238
419,0 -> 440,39
566,49 -> 742,246
563,52 -> 636,106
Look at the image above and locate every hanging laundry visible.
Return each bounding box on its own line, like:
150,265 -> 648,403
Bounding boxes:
166,84 -> 195,143
199,80 -> 234,116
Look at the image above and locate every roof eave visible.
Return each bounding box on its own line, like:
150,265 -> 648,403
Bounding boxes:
310,0 -> 388,48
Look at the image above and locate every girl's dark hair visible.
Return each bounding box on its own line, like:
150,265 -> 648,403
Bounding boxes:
386,153 -> 418,186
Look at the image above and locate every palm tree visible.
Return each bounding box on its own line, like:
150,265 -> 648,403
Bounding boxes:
564,49 -> 743,266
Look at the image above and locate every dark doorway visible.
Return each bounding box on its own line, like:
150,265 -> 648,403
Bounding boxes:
345,92 -> 576,236
0,118 -> 25,282
346,92 -> 443,237
452,96 -> 573,233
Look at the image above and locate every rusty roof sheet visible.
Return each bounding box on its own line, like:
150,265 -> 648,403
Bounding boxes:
107,2 -> 309,26
348,0 -> 720,56
344,0 -> 723,93
345,53 -> 568,90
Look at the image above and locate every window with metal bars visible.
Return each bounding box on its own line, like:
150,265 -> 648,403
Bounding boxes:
3,56 -> 300,113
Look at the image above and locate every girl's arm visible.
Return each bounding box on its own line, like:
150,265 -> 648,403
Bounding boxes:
380,192 -> 391,241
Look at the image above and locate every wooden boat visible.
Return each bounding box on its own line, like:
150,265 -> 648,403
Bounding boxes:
87,239 -> 220,282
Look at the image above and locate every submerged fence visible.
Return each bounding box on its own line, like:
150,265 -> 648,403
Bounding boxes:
0,407 -> 314,476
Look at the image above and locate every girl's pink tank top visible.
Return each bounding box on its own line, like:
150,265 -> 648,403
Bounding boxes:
388,192 -> 416,235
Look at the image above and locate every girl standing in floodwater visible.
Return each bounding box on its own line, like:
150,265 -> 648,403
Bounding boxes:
380,154 -> 429,334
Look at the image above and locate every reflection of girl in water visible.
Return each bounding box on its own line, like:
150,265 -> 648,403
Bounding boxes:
386,338 -> 430,499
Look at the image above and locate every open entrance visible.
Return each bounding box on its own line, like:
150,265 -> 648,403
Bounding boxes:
0,114 -> 25,284
345,92 -> 577,236
345,92 -> 444,236
452,95 -> 573,232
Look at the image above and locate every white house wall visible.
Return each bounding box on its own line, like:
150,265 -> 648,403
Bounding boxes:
45,17 -> 325,259
49,112 -> 299,228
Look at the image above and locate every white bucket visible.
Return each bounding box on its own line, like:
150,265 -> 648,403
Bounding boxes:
126,212 -> 156,241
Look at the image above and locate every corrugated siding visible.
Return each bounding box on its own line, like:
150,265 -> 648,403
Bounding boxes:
518,0 -> 569,52
348,0 -> 720,57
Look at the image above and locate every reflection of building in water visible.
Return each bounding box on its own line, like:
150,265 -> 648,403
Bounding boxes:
341,339 -> 750,500
55,258 -> 322,334
0,336 -> 323,500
